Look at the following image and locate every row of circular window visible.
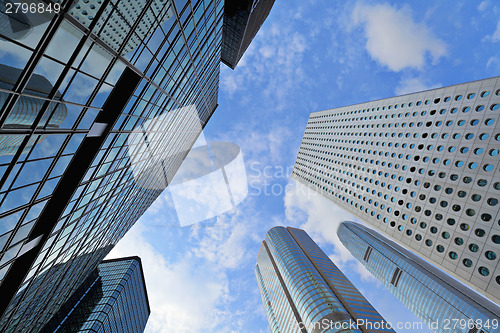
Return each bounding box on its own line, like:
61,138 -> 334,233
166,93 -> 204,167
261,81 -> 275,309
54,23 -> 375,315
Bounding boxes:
301,146 -> 499,174
304,124 -> 500,143
343,175 -> 498,209
304,138 -> 500,156
295,156 -> 500,194
295,160 -> 498,225
294,162 -> 499,224
294,163 -> 498,228
301,159 -> 500,206
309,104 -> 500,127
304,147 -> 499,171
297,153 -> 498,190
293,168 -> 500,286
309,103 -> 500,127
308,116 -> 497,131
300,151 -> 499,182
329,185 -> 500,249
296,151 -> 499,192
328,177 -> 496,225
310,89 -> 500,119
303,131 -> 500,145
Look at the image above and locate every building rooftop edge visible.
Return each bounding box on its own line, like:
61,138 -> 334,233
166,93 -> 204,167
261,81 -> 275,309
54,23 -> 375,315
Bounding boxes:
101,256 -> 151,315
311,75 -> 500,116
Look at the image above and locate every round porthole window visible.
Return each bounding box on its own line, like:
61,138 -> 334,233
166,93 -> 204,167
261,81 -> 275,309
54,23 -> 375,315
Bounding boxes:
463,258 -> 472,267
478,267 -> 490,276
469,244 -> 479,252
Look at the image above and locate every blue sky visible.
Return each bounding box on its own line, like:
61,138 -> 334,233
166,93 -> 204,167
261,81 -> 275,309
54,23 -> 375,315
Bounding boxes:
107,0 -> 500,332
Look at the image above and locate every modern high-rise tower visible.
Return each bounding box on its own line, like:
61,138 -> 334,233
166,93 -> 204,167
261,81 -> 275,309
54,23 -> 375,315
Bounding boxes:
42,256 -> 150,333
0,0 -> 274,331
255,226 -> 395,333
292,77 -> 500,304
339,221 -> 500,333
221,0 -> 276,69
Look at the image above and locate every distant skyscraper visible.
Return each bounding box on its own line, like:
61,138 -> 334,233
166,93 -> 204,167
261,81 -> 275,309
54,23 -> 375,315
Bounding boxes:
338,221 -> 500,333
292,77 -> 500,304
255,226 -> 395,333
42,256 -> 149,333
0,0 -> 271,331
221,0 -> 275,69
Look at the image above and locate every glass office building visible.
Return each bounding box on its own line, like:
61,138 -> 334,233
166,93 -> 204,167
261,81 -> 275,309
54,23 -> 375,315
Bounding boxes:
42,256 -> 150,333
255,226 -> 394,333
292,77 -> 500,304
221,0 -> 275,69
0,0 -> 272,331
338,221 -> 500,333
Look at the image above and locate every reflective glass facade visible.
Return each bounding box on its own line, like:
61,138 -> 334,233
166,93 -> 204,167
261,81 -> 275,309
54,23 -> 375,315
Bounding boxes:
338,222 -> 500,333
42,256 -> 150,333
291,77 -> 500,304
0,0 -> 266,331
255,226 -> 394,333
221,0 -> 275,69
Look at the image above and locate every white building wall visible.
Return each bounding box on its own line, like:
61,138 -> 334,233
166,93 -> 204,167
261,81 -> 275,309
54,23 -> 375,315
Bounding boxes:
292,77 -> 500,304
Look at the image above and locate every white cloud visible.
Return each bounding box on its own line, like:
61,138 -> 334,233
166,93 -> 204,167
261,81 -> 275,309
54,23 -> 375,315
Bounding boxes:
284,180 -> 356,264
107,223 -> 231,333
284,180 -> 380,282
351,3 -> 447,71
486,20 -> 500,42
234,125 -> 292,166
477,1 -> 488,11
212,123 -> 294,194
259,44 -> 275,59
220,22 -> 310,111
352,261 -> 379,283
191,212 -> 256,269
395,77 -> 441,95
486,56 -> 500,69
220,67 -> 239,95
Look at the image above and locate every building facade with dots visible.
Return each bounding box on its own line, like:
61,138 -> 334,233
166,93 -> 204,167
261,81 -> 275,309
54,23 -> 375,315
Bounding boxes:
291,77 -> 500,305
338,221 -> 500,333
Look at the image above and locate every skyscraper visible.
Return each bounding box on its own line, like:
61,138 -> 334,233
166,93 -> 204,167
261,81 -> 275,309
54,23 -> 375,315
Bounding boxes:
292,77 -> 500,304
338,221 -> 500,333
221,0 -> 276,69
42,256 -> 150,333
255,226 -> 395,333
0,0 -> 273,330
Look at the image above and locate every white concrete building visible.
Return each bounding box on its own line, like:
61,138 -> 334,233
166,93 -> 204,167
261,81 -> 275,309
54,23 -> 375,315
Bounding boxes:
292,77 -> 500,304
